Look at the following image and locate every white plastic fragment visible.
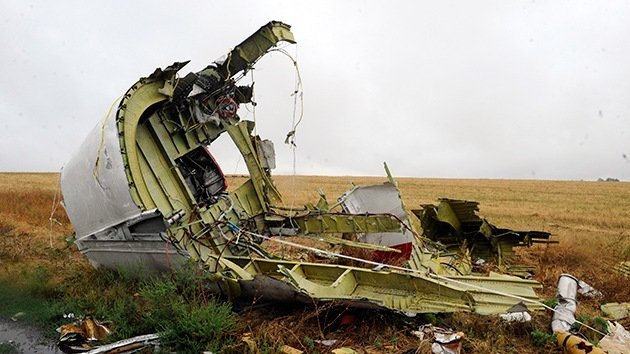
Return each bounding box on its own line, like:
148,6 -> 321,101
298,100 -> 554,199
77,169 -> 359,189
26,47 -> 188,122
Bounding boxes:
314,339 -> 337,346
10,312 -> 25,322
411,330 -> 425,340
577,279 -> 603,298
500,311 -> 532,322
413,325 -> 463,354
501,302 -> 531,323
598,321 -> 630,354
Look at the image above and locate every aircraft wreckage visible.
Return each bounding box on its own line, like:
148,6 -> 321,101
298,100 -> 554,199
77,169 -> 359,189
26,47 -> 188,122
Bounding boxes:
61,21 -> 555,316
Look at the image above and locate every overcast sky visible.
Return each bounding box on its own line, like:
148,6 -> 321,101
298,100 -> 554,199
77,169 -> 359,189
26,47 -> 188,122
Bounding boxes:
1,1 -> 629,180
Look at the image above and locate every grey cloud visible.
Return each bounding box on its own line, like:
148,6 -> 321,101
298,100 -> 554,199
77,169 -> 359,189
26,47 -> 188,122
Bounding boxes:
1,0 -> 629,180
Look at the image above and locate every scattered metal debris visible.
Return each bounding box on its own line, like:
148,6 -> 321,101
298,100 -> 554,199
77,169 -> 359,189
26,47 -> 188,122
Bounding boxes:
614,261 -> 630,277
499,303 -> 532,323
61,21 -> 550,317
84,334 -> 159,354
576,279 -> 602,298
9,312 -> 25,322
415,198 -> 555,270
412,325 -> 464,354
314,339 -> 338,346
57,316 -> 111,353
56,316 -> 159,354
500,311 -> 532,322
240,334 -> 256,352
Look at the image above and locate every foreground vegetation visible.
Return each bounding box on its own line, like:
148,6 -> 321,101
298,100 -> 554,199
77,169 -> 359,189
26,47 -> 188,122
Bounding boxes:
0,264 -> 237,352
0,173 -> 629,353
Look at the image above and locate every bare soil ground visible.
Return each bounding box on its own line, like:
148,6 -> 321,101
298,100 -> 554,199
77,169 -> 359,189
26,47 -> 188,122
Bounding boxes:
0,173 -> 629,353
0,318 -> 60,354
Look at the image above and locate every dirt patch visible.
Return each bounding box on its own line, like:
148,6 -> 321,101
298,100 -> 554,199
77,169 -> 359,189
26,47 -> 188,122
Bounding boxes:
0,318 -> 60,354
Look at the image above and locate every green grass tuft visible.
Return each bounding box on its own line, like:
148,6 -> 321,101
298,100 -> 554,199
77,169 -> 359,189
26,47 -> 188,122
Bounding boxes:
531,329 -> 556,347
0,261 -> 239,352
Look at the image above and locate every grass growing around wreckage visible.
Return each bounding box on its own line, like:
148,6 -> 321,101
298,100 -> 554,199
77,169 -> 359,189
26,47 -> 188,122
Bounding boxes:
0,173 -> 629,353
0,261 -> 239,352
140,266 -> 239,352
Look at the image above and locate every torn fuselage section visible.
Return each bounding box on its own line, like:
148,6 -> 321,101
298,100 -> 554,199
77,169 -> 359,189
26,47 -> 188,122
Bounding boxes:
61,21 -> 551,316
339,183 -> 414,262
415,198 -> 555,274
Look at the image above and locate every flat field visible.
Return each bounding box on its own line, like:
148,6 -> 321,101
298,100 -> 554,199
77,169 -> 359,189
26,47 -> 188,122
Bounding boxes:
0,173 -> 629,353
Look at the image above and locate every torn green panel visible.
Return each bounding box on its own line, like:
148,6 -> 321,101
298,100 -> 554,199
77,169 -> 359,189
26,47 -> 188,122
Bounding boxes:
300,235 -> 402,253
219,257 -> 541,315
416,198 -> 554,266
292,214 -> 404,235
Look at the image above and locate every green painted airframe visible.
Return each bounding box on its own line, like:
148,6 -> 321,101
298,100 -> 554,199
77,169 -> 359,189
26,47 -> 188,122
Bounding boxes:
61,21 -> 552,316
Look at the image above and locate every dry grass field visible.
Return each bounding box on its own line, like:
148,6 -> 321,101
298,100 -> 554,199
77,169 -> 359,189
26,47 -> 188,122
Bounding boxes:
0,172 -> 629,353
